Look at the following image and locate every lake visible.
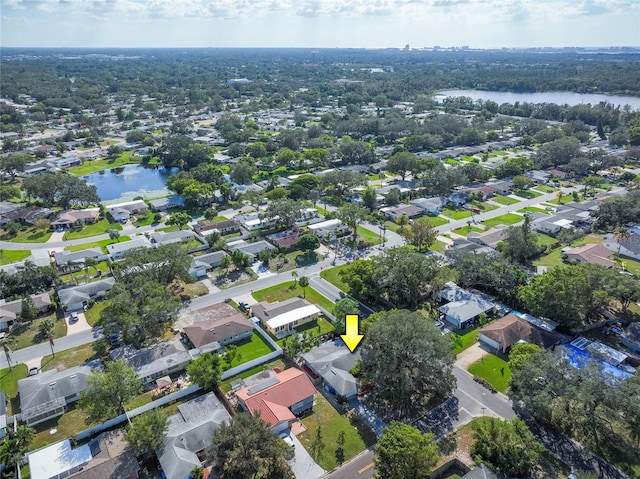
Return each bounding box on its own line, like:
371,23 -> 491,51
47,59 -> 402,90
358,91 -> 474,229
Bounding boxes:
82,164 -> 178,203
434,90 -> 640,109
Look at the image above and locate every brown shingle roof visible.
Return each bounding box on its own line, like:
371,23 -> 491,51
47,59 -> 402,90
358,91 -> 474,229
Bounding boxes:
183,315 -> 253,348
565,243 -> 615,268
479,313 -> 559,350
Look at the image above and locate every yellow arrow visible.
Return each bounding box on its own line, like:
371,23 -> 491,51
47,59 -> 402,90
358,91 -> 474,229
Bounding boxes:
341,314 -> 364,353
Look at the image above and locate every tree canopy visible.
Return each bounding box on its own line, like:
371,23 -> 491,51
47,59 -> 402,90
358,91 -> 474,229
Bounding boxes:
374,422 -> 440,479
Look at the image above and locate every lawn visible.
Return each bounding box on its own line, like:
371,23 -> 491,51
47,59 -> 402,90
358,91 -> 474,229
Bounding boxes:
470,201 -> 499,213
452,225 -> 483,236
222,330 -> 276,370
12,313 -> 67,350
537,233 -> 559,248
84,300 -> 108,326
425,216 -> 449,227
356,226 -> 382,245
0,249 -> 31,265
320,264 -> 351,293
63,218 -> 123,240
619,257 -> 640,277
67,151 -> 138,176
430,240 -> 447,253
0,226 -> 52,243
442,208 -> 473,220
513,189 -> 542,199
31,406 -> 91,451
517,206 -> 550,215
41,343 -> 99,372
480,214 -> 523,229
0,364 -> 28,415
451,326 -> 481,356
65,236 -> 131,252
467,353 -> 512,393
155,225 -> 179,233
298,394 -> 375,470
491,195 -> 520,205
219,358 -> 286,393
269,251 -> 322,273
133,212 -> 157,227
252,281 -> 334,313
275,317 -> 335,348
532,185 -> 559,193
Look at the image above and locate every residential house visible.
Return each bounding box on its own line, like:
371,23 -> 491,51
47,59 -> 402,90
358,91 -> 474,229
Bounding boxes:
252,297 -> 321,338
486,180 -> 514,195
295,208 -> 325,227
307,219 -> 350,240
149,196 -> 185,212
531,214 -> 573,236
53,247 -> 109,271
301,340 -> 360,400
621,322 -> 640,354
478,313 -> 560,354
603,232 -> 640,261
66,431 -> 140,479
111,338 -> 191,386
107,200 -> 148,222
563,243 -> 615,268
228,239 -> 275,263
106,236 -> 152,260
380,204 -> 424,222
0,292 -> 52,330
29,440 -> 93,479
460,465 -> 499,479
193,219 -> 240,236
465,185 -> 496,200
547,168 -> 568,180
150,230 -> 207,251
266,228 -> 306,251
51,208 -> 100,229
188,251 -> 229,278
409,197 -> 444,216
235,368 -> 316,433
447,191 -> 469,207
0,201 -> 23,225
57,277 -> 116,311
445,237 -> 495,256
526,170 -> 551,184
157,393 -> 231,479
1,206 -> 54,226
467,226 -> 509,249
438,282 -> 498,328
236,212 -> 276,231
184,304 -> 253,353
55,157 -> 81,168
18,362 -> 101,425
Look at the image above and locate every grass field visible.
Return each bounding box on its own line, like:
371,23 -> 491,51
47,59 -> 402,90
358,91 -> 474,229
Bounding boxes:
0,364 -> 27,415
356,226 -> 383,245
84,300 -> 108,326
532,185 -> 559,193
451,326 -> 481,356
67,151 -> 138,176
619,257 -> 640,277
425,216 -> 449,226
468,354 -> 512,392
252,281 -> 334,313
430,240 -> 448,253
298,393 -> 376,470
0,226 -> 52,243
513,189 -> 542,199
41,343 -> 99,372
491,195 -> 520,205
65,236 -> 131,252
12,313 -> 66,350
480,214 -> 523,229
442,208 -> 473,220
452,225 -> 483,236
537,233 -> 559,247
63,218 -> 123,240
31,406 -> 90,451
319,264 -> 351,293
222,331 -> 275,370
0,249 -> 31,265
517,206 -> 550,215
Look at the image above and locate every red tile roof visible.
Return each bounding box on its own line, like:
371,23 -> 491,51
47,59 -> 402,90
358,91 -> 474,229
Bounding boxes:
236,368 -> 316,428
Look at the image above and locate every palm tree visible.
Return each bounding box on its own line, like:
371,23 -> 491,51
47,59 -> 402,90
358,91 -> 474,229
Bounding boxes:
108,229 -> 121,242
39,318 -> 56,357
614,227 -> 630,259
84,257 -> 98,277
556,191 -> 564,204
0,334 -> 16,370
291,270 -> 298,287
299,276 -> 309,298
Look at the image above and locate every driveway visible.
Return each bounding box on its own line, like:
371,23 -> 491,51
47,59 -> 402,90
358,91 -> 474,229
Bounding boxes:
289,430 -> 325,479
65,312 -> 92,334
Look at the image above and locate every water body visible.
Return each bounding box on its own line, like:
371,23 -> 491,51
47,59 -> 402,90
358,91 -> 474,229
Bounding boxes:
435,90 -> 640,109
82,164 -> 178,203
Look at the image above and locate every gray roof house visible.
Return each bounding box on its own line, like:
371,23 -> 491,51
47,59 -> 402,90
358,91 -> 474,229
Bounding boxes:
65,430 -> 140,479
438,282 -> 497,328
18,361 -> 102,426
409,197 -> 444,215
106,236 -> 152,259
301,340 -> 361,399
57,277 -> 116,311
189,251 -> 230,278
111,338 -> 191,386
157,393 -> 231,479
149,196 -> 185,211
467,225 -> 509,248
0,292 -> 52,330
54,248 -> 109,270
228,240 -> 275,262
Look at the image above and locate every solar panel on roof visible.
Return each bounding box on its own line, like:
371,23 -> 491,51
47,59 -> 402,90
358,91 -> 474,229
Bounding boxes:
88,439 -> 101,457
247,377 -> 280,396
571,337 -> 592,350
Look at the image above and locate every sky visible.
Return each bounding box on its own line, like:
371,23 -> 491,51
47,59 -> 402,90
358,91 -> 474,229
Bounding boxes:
1,0 -> 639,49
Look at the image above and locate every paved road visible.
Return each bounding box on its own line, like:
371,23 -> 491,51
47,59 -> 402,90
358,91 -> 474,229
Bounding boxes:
322,449 -> 376,479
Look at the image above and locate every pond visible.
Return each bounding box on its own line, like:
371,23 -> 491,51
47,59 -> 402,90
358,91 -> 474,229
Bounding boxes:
434,90 -> 640,109
82,164 -> 178,203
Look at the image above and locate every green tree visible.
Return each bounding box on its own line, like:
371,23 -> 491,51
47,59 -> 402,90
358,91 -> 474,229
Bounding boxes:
264,198 -> 304,229
0,153 -> 31,181
374,422 -> 440,479
360,310 -> 456,420
338,259 -> 379,301
335,430 -> 346,465
186,352 -> 222,391
508,343 -> 542,372
333,297 -> 360,334
231,250 -> 250,269
387,151 -> 419,181
124,409 -> 169,459
230,160 -> 257,185
298,275 -> 310,298
0,425 -> 35,478
0,334 -> 16,370
19,294 -> 38,321
402,217 -> 437,253
297,233 -> 320,259
471,417 -> 544,477
361,186 -> 378,212
38,317 -> 56,357
166,211 -> 193,230
108,229 -> 121,242
498,216 -> 543,265
243,189 -> 263,212
337,203 -> 367,245
210,413 -> 293,479
512,175 -> 534,190
33,218 -> 51,231
79,360 -> 143,423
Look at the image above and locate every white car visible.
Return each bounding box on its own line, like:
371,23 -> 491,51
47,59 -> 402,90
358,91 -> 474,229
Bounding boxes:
278,432 -> 295,448
70,311 -> 79,321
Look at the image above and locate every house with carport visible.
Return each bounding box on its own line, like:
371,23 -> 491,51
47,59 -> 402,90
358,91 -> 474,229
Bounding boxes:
252,297 -> 321,338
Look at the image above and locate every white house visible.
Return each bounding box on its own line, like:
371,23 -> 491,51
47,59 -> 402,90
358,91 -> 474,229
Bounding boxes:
603,232 -> 640,261
251,298 -> 321,338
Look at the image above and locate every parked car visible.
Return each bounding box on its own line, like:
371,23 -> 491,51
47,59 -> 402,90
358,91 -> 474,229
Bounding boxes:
70,311 -> 79,322
28,367 -> 39,376
279,432 -> 295,448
